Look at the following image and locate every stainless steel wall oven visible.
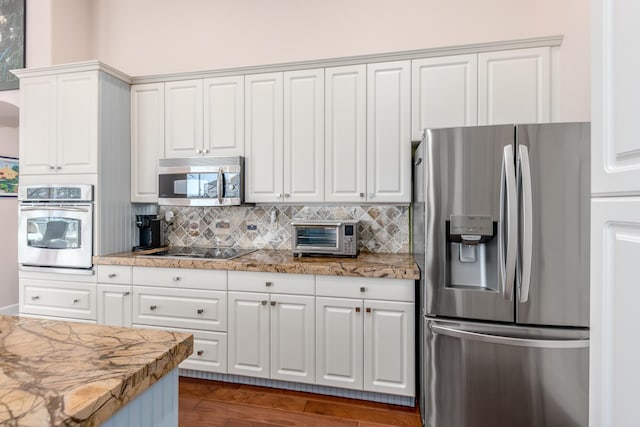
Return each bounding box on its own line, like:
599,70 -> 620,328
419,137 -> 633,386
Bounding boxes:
18,184 -> 94,272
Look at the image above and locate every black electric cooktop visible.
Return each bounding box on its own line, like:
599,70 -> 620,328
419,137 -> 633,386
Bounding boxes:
142,246 -> 256,260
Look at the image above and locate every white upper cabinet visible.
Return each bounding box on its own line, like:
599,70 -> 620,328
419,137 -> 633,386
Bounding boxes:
411,54 -> 478,140
203,76 -> 245,156
284,69 -> 325,203
325,65 -> 367,203
478,47 -> 550,125
165,79 -> 204,158
245,72 -> 284,203
367,61 -> 412,203
20,71 -> 98,175
131,83 -> 165,203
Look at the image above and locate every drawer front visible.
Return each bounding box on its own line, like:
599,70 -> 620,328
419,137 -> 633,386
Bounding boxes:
97,265 -> 132,284
133,286 -> 227,331
135,324 -> 227,374
132,267 -> 227,290
228,271 -> 314,295
20,279 -> 97,320
316,275 -> 414,302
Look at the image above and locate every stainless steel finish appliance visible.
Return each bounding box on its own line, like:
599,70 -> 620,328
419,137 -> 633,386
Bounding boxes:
158,156 -> 244,206
413,123 -> 590,427
19,184 -> 94,271
291,220 -> 359,257
140,246 -> 256,260
132,214 -> 166,251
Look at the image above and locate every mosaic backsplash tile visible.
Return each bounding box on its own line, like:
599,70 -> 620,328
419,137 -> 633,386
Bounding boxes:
156,205 -> 410,253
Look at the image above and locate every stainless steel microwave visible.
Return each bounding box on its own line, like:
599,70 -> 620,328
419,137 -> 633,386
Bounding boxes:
291,220 -> 359,257
158,156 -> 244,206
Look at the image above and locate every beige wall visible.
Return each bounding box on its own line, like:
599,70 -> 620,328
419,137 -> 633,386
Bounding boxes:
0,124 -> 18,311
87,0 -> 590,121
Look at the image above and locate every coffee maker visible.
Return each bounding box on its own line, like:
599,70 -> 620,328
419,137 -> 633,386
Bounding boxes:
133,214 -> 165,251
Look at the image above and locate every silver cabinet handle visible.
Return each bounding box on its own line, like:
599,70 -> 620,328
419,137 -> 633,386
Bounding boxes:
150,305 -> 157,310
196,149 -> 202,154
49,164 -> 55,170
108,273 -> 117,278
415,157 -> 423,166
56,166 -> 62,170
270,301 -> 276,306
275,193 -> 282,198
499,144 -> 517,301
173,276 -> 181,282
284,193 -> 290,198
261,300 -> 267,305
203,148 -> 209,154
72,299 -> 79,304
123,292 -> 130,296
197,350 -> 204,356
360,286 -> 366,293
517,145 -> 533,303
197,308 -> 204,314
359,193 -> 365,198
431,323 -> 590,349
31,296 -> 40,301
265,281 -> 273,287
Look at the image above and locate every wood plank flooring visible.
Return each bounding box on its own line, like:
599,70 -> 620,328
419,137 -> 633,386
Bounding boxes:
179,377 -> 422,427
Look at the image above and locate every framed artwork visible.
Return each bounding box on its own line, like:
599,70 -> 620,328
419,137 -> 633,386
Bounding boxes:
0,0 -> 25,91
0,155 -> 18,196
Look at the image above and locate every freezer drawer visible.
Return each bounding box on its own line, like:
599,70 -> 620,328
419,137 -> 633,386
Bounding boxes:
423,318 -> 589,427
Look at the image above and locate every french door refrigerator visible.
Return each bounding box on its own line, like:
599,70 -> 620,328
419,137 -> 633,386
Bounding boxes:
412,123 -> 590,427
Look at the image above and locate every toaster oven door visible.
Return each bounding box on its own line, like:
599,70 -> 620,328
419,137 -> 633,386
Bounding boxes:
294,225 -> 341,253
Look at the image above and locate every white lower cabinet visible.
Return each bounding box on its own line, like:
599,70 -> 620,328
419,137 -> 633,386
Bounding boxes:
98,283 -> 132,327
316,276 -> 415,397
20,279 -> 97,321
228,271 -> 316,384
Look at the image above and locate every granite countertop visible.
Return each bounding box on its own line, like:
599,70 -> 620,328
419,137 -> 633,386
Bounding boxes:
0,315 -> 192,426
93,248 -> 420,280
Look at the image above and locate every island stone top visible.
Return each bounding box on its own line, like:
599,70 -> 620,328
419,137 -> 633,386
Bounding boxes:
93,248 -> 420,280
0,315 -> 192,426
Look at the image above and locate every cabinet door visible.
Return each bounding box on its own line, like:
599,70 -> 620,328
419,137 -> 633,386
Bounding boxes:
478,47 -> 550,125
283,69 -> 324,203
363,300 -> 415,396
270,294 -> 315,384
228,291 -> 270,378
98,283 -> 132,327
165,79 -> 204,158
19,75 -> 57,175
325,65 -> 367,203
367,61 -> 411,203
411,54 -> 478,140
203,76 -> 244,156
245,73 -> 284,203
131,83 -> 164,203
316,297 -> 363,390
57,71 -> 99,174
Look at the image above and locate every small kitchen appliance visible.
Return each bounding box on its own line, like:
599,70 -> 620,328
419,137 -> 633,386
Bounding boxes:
291,220 -> 359,257
133,214 -> 165,251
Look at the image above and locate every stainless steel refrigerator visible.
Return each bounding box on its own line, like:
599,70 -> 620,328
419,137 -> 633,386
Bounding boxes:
412,123 -> 590,427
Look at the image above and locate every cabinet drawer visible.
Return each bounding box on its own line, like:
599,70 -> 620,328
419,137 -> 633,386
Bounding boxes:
228,271 -> 314,295
316,276 -> 414,302
132,267 -> 227,290
133,286 -> 227,331
135,324 -> 227,374
19,279 -> 97,320
97,265 -> 132,284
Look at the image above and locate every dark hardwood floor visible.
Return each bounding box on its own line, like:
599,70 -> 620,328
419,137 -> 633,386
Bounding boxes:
179,377 -> 422,427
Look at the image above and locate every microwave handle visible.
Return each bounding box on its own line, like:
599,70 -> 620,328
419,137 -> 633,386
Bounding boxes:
217,167 -> 224,205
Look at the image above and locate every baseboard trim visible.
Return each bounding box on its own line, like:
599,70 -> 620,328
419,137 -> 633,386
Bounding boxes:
0,304 -> 18,316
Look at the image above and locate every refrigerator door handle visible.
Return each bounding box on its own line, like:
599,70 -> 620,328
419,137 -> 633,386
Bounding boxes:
517,145 -> 533,303
430,323 -> 589,349
499,145 -> 517,301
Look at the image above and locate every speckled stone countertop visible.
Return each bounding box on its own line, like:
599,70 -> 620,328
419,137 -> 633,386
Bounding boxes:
0,315 -> 193,426
93,248 -> 420,280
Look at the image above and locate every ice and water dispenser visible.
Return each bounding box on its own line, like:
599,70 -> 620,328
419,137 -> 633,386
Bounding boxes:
445,215 -> 498,290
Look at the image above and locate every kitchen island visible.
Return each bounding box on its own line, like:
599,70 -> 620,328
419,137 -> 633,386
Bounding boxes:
0,315 -> 192,426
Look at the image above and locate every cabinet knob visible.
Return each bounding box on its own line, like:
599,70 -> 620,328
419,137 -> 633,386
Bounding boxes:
284,193 -> 290,198
31,296 -> 40,301
123,291 -> 130,296
270,301 -> 276,306
203,148 -> 209,154
197,308 -> 204,314
366,307 -> 371,313
49,165 -> 55,170
261,300 -> 268,305
108,273 -> 117,278
197,350 -> 204,356
173,276 -> 181,282
196,149 -> 202,154
150,305 -> 157,310
73,299 -> 79,304
360,286 -> 366,293
355,307 -> 361,313
275,193 -> 282,198
359,193 -> 365,198
56,166 -> 62,170
265,281 -> 273,287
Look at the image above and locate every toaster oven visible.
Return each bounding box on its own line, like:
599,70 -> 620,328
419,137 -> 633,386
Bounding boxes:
291,220 -> 359,257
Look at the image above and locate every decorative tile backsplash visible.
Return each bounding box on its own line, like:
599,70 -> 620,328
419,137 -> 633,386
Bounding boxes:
157,205 -> 410,253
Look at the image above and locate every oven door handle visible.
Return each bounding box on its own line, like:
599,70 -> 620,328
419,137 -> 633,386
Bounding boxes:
20,206 -> 91,213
